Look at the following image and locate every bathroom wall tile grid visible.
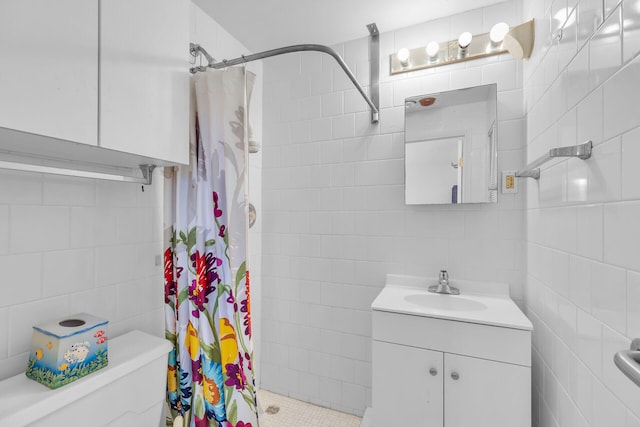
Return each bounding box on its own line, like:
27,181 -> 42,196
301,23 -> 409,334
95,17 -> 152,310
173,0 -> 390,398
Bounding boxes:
260,0 -> 527,416
522,0 -> 640,426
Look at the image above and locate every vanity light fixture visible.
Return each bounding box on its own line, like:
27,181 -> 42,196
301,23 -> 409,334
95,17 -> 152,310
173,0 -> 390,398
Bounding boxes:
389,19 -> 535,75
458,32 -> 473,49
397,47 -> 410,66
489,22 -> 510,44
426,41 -> 440,58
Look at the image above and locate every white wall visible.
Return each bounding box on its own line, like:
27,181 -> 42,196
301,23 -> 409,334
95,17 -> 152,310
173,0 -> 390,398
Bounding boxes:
523,0 -> 640,425
0,173 -> 165,380
260,0 -> 526,415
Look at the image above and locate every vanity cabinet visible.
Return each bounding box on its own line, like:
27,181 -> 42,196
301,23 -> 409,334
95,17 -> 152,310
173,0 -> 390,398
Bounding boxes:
372,314 -> 531,427
370,275 -> 532,427
0,0 -> 189,167
373,339 -> 530,426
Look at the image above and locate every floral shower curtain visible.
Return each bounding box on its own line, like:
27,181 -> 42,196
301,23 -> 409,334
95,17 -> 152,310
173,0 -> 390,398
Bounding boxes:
164,67 -> 258,427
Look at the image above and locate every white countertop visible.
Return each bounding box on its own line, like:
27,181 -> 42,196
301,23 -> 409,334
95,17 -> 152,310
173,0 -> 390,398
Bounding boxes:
372,274 -> 533,331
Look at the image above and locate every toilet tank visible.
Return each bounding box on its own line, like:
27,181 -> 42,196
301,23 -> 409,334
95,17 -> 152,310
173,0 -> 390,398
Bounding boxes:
0,330 -> 172,427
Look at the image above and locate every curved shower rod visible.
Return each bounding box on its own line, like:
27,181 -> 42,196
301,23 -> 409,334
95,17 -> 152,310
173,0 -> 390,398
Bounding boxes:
189,43 -> 379,123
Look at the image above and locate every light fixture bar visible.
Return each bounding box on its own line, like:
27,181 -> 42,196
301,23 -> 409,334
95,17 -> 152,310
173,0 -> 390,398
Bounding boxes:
391,19 -> 534,75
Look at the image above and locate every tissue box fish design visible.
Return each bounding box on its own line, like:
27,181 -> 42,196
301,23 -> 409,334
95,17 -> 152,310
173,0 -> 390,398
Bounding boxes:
26,313 -> 108,389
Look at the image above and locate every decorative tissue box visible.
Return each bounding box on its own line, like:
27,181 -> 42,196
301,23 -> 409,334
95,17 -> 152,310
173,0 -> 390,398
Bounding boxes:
26,313 -> 109,389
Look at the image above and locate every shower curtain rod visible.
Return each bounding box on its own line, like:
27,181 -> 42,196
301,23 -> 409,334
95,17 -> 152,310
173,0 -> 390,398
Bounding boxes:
190,43 -> 380,123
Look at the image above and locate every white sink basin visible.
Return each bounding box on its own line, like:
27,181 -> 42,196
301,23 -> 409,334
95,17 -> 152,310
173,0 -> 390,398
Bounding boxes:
403,293 -> 488,311
372,274 -> 532,330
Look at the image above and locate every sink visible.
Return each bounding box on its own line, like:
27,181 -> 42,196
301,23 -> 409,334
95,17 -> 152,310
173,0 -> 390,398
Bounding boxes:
403,293 -> 487,311
371,274 -> 533,330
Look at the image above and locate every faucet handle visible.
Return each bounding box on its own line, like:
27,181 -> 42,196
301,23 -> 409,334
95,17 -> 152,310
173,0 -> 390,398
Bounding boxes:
439,270 -> 448,283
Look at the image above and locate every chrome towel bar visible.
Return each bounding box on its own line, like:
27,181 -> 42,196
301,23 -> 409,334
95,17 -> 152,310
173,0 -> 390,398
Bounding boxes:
516,140 -> 592,180
614,338 -> 640,388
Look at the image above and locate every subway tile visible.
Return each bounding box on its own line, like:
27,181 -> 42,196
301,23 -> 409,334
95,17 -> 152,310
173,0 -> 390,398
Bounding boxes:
0,206 -> 8,255
578,0 -> 605,48
590,261 -> 627,333
332,114 -> 355,139
601,326 -> 640,419
576,204 -> 603,260
450,67 -> 483,90
577,309 -> 603,377
623,0 -> 640,63
43,249 -> 94,297
576,86 -> 604,146
569,356 -> 594,423
621,126 -> 640,199
10,206 -> 70,253
559,7 -> 579,72
566,46 -> 590,107
604,201 -> 640,270
311,117 -> 332,141
604,55 -> 640,139
321,91 -> 344,117
628,270 -> 640,338
587,136 -> 621,202
0,254 -> 42,308
589,6 -> 622,89
43,176 -> 95,207
592,377 -> 627,427
0,308 -> 8,359
0,170 -> 42,205
291,120 -> 311,144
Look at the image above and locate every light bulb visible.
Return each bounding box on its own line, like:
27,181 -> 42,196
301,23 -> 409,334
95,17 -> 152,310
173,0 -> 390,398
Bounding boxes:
397,48 -> 410,66
490,22 -> 510,43
458,32 -> 473,49
426,41 -> 440,58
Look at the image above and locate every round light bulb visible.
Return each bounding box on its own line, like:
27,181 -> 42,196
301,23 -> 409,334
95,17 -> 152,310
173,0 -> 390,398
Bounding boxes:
426,41 -> 440,58
458,32 -> 473,49
397,48 -> 410,66
490,22 -> 510,43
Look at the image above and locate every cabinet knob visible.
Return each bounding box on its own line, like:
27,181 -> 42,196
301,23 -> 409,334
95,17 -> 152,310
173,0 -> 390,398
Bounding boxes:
451,371 -> 460,380
429,368 -> 438,376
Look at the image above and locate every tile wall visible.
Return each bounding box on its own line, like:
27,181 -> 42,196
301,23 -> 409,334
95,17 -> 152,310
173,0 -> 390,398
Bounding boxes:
260,0 -> 526,415
0,173 -> 164,380
522,0 -> 640,425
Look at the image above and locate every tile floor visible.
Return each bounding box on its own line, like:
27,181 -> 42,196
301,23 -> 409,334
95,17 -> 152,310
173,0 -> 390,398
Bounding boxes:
257,389 -> 362,427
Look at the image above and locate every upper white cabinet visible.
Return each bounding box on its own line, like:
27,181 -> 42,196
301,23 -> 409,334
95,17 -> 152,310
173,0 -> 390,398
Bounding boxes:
0,0 -> 99,146
100,0 -> 189,164
0,0 -> 189,168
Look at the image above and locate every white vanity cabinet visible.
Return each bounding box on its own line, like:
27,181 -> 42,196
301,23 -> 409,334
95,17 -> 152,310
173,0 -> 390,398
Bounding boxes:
370,275 -> 532,427
0,0 -> 189,167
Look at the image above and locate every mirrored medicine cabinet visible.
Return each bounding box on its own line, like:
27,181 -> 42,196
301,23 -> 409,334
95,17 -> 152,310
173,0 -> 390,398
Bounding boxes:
404,83 -> 497,205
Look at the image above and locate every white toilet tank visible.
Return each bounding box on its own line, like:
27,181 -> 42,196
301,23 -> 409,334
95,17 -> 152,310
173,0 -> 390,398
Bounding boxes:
0,330 -> 171,427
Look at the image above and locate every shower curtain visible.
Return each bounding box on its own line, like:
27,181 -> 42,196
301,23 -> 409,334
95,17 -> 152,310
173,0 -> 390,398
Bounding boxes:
164,67 -> 258,427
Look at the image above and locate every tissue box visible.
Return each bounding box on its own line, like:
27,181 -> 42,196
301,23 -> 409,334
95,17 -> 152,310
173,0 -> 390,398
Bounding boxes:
26,313 -> 109,389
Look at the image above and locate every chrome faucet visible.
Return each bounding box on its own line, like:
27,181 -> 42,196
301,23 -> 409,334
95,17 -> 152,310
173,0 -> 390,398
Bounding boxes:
428,270 -> 460,295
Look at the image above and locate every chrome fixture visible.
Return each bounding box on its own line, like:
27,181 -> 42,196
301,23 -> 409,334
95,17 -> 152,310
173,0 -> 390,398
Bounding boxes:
189,23 -> 381,124
0,161 -> 156,185
428,270 -> 460,295
614,338 -> 640,388
391,19 -> 534,74
516,140 -> 592,180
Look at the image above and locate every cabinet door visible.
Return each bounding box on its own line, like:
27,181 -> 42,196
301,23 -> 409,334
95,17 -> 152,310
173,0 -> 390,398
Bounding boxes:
372,340 -> 443,426
0,0 -> 98,145
100,0 -> 189,164
444,353 -> 530,427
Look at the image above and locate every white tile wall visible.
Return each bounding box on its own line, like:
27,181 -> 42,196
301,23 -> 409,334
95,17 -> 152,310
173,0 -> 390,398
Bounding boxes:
523,0 -> 640,424
0,170 -> 164,380
261,0 -> 526,416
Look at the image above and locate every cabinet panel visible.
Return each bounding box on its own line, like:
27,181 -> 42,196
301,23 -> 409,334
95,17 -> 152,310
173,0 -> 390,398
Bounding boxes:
100,0 -> 189,164
444,353 -> 530,427
0,0 -> 98,145
372,341 -> 443,427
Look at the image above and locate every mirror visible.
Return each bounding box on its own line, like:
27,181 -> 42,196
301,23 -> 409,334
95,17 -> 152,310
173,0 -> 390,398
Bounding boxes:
404,84 -> 497,205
